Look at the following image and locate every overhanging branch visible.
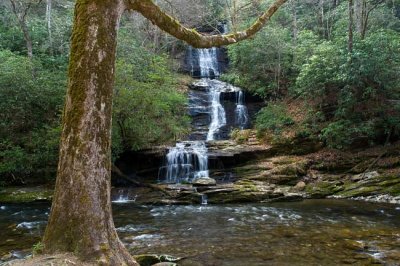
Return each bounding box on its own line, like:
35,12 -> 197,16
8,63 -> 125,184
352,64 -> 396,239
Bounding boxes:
126,0 -> 288,48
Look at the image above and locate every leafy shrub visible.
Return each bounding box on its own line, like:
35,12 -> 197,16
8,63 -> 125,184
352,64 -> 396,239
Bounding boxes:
256,103 -> 294,135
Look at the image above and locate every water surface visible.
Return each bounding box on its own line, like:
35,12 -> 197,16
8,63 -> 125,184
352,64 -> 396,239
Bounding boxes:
1,200 -> 400,265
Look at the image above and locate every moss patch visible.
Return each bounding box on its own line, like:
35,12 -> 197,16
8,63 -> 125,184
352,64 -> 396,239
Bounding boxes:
0,187 -> 53,203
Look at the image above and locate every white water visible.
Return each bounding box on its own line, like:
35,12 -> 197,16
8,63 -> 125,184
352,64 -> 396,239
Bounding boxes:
163,141 -> 209,183
112,189 -> 137,203
201,194 -> 208,205
198,48 -> 219,77
235,90 -> 249,129
207,81 -> 227,140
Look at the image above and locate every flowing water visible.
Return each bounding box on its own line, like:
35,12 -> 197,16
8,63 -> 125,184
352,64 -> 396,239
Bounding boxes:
160,28 -> 249,183
160,141 -> 209,183
235,90 -> 249,129
1,200 -> 400,265
206,81 -> 227,141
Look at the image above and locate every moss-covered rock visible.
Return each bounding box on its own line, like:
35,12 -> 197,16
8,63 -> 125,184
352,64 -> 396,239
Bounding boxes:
0,187 -> 53,203
305,181 -> 344,198
133,254 -> 181,266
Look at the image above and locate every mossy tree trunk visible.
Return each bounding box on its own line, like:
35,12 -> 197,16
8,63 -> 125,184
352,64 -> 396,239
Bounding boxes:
42,0 -> 136,265
42,0 -> 287,264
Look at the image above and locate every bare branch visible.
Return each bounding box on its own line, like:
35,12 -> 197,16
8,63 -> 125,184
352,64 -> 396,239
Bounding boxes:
126,0 -> 288,48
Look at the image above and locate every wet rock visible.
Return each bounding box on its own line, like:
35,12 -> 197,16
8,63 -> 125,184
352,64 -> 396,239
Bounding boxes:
351,171 -> 380,182
188,80 -> 209,91
192,177 -> 216,186
133,254 -> 182,266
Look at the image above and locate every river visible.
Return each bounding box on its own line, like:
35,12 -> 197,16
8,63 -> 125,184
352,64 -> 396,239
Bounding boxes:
1,200 -> 400,264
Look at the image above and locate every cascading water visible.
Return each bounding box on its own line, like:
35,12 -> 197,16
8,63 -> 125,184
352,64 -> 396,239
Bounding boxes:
162,141 -> 209,183
207,85 -> 226,140
160,24 -> 250,184
198,48 -> 220,78
235,90 -> 249,129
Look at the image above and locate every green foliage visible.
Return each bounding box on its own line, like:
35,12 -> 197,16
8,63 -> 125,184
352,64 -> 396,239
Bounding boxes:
224,24 -> 292,98
295,29 -> 400,147
223,0 -> 400,149
320,120 -> 374,149
255,103 -> 294,135
112,27 -> 189,157
0,50 -> 64,184
32,241 -> 44,256
230,129 -> 251,144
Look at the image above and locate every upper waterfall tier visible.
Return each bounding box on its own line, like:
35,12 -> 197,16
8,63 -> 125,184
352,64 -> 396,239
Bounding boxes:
185,24 -> 228,78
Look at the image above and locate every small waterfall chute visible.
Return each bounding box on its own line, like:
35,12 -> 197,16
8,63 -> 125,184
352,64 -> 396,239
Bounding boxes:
207,82 -> 227,141
161,141 -> 209,183
235,90 -> 249,129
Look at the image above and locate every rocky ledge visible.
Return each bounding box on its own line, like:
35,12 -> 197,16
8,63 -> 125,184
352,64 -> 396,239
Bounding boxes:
116,136 -> 400,205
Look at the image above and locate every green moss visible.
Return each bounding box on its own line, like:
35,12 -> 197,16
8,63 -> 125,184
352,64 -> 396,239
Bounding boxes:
305,181 -> 344,198
234,180 -> 258,192
336,186 -> 382,198
0,187 -> 53,203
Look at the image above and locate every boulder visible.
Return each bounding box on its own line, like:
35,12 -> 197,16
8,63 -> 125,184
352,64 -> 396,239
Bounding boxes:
192,177 -> 217,186
294,181 -> 306,191
133,254 -> 181,266
351,171 -> 380,182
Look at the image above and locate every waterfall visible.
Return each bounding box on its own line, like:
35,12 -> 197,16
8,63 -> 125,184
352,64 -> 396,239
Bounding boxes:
198,48 -> 219,78
235,90 -> 249,129
207,83 -> 226,141
160,23 -> 250,185
162,141 -> 209,183
188,24 -> 227,78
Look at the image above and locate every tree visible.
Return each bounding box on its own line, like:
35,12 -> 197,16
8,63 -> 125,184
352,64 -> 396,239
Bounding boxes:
41,0 -> 287,264
8,0 -> 41,61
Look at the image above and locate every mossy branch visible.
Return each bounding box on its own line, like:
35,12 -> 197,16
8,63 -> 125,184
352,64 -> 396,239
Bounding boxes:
126,0 -> 288,48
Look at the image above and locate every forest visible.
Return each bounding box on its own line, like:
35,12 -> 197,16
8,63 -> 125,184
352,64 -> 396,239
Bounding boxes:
0,0 -> 399,265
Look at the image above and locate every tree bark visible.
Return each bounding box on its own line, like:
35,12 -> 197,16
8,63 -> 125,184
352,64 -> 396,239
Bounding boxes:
42,0 -> 137,265
348,0 -> 354,53
46,0 -> 53,55
128,0 -> 288,48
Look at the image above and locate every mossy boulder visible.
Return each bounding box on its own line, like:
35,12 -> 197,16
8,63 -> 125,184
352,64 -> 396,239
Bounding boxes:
133,254 -> 181,266
0,187 -> 53,203
305,181 -> 344,198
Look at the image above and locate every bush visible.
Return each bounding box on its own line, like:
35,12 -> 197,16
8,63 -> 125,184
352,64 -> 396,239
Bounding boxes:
0,50 -> 64,184
256,103 -> 294,135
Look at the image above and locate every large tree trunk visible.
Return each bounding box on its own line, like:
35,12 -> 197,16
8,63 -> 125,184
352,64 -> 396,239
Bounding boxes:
42,0 -> 137,264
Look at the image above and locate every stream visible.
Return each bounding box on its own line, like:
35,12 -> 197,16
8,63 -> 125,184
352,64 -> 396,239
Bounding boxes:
1,200 -> 400,264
